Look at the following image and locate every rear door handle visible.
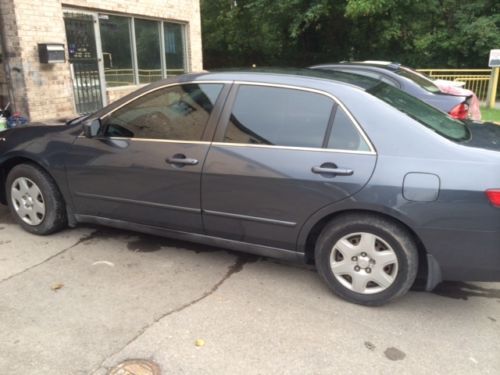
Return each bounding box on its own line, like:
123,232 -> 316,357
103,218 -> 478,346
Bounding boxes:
312,163 -> 353,176
166,154 -> 199,166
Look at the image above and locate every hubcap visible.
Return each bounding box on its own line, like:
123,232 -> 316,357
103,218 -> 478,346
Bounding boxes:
330,232 -> 399,294
11,177 -> 46,226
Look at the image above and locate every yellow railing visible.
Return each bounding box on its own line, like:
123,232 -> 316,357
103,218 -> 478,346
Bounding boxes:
417,69 -> 492,100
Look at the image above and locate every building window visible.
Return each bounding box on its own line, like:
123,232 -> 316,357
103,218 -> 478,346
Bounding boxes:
97,14 -> 187,87
164,23 -> 186,76
99,15 -> 134,87
135,19 -> 162,84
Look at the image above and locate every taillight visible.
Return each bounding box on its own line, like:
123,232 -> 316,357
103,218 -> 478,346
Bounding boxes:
449,103 -> 469,120
486,189 -> 500,207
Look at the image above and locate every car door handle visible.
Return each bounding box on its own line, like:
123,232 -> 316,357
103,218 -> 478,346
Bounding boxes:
166,155 -> 199,166
312,165 -> 353,176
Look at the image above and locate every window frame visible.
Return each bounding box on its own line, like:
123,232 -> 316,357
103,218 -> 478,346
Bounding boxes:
212,82 -> 376,155
94,81 -> 231,143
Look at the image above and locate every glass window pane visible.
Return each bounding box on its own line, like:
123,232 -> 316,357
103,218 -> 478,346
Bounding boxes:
327,107 -> 370,151
224,86 -> 333,148
99,15 -> 134,87
367,83 -> 469,141
164,22 -> 185,76
103,84 -> 223,140
135,19 -> 162,84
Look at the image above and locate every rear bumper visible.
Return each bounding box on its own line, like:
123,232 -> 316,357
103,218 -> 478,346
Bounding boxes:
419,227 -> 500,282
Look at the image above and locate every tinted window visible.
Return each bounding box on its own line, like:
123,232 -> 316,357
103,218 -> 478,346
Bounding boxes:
327,107 -> 370,151
335,68 -> 399,88
396,67 -> 440,93
224,86 -> 333,148
103,84 -> 223,140
368,83 -> 469,141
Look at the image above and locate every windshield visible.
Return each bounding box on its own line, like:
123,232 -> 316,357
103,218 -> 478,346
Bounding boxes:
396,67 -> 440,93
367,83 -> 470,141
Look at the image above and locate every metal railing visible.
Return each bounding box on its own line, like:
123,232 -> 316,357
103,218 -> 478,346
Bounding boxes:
104,68 -> 186,86
417,69 -> 492,100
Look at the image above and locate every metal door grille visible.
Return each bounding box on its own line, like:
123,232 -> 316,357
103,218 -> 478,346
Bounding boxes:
64,12 -> 103,114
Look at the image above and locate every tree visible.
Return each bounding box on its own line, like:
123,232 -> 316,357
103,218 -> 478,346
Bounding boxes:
201,0 -> 500,69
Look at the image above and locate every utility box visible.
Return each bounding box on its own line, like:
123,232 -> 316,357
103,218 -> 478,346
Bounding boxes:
38,43 -> 65,64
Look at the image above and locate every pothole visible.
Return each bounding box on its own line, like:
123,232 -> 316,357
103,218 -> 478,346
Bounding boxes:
108,359 -> 161,375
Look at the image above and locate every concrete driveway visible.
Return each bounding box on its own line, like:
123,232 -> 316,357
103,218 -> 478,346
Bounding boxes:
0,204 -> 499,374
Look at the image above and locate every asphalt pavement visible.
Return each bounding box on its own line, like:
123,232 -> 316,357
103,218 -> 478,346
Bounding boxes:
0,204 -> 499,374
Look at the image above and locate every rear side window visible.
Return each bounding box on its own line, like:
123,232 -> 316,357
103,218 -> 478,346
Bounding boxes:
223,85 -> 333,148
103,83 -> 223,140
327,107 -> 370,151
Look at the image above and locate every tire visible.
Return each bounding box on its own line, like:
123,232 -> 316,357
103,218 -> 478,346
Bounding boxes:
6,163 -> 67,235
315,213 -> 418,306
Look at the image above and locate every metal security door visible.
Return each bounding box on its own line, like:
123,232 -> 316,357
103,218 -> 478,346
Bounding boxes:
64,12 -> 104,114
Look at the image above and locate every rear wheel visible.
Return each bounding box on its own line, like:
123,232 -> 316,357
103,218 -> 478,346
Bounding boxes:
315,213 -> 418,306
6,164 -> 67,235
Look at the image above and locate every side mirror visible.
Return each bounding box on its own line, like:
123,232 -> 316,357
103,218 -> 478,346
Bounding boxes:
83,118 -> 101,138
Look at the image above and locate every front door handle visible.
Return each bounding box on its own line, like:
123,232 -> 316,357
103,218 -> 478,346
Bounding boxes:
312,162 -> 353,177
166,154 -> 199,166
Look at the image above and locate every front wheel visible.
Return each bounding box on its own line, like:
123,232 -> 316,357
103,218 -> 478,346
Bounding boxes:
6,163 -> 67,235
315,213 -> 418,306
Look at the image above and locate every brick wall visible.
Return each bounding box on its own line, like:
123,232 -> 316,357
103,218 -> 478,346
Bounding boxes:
0,0 -> 203,120
0,0 -> 76,121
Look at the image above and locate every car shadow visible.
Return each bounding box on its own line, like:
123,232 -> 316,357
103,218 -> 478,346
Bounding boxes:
432,281 -> 500,300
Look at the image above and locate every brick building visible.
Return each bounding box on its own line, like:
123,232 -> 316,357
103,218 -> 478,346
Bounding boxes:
0,0 -> 203,121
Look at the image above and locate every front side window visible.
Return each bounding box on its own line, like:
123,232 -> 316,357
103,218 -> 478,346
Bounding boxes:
103,84 -> 223,140
99,15 -> 134,87
224,85 -> 333,148
367,82 -> 469,141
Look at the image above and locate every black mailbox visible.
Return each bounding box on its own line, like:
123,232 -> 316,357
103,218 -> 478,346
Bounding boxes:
38,43 -> 65,64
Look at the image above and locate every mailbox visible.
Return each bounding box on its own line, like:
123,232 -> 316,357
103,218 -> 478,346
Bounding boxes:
38,43 -> 65,64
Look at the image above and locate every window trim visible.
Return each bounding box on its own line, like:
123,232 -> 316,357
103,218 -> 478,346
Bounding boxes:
213,81 -> 376,155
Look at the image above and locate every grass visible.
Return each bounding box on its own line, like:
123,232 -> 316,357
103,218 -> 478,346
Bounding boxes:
481,107 -> 500,123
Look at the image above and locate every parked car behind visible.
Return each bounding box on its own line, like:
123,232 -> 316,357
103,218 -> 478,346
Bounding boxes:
310,61 -> 475,120
1,69 -> 500,306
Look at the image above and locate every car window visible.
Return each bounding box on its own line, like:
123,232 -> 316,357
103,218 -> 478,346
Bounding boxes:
340,68 -> 399,88
396,67 -> 440,93
103,83 -> 223,140
224,85 -> 333,148
367,82 -> 469,141
327,107 -> 370,151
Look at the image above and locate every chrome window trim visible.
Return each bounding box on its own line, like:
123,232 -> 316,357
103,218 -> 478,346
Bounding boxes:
210,142 -> 375,155
231,81 -> 377,154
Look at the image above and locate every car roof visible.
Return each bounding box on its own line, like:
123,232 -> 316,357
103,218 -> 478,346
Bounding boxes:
178,68 -> 381,90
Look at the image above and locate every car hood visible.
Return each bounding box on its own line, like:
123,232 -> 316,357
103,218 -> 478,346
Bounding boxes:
462,121 -> 500,151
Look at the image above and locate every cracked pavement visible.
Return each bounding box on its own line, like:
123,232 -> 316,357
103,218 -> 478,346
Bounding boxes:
0,204 -> 499,374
